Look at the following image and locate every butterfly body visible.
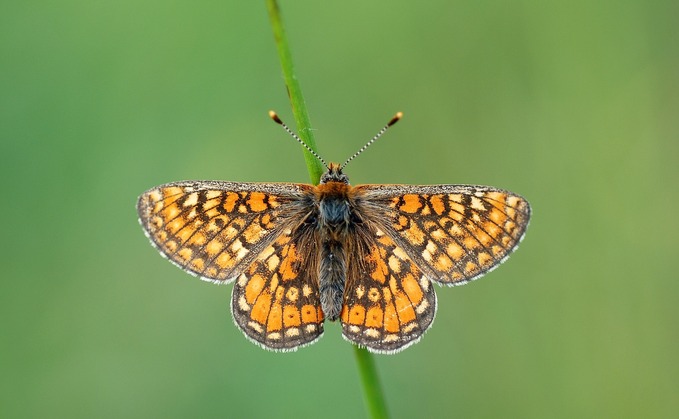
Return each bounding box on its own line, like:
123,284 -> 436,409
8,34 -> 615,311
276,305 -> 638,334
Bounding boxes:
315,165 -> 358,321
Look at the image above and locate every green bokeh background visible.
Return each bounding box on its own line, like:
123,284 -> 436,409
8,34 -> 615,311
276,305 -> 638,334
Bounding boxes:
2,1 -> 677,418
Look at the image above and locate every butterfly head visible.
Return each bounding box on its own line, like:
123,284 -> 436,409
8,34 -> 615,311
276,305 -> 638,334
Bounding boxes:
320,163 -> 349,184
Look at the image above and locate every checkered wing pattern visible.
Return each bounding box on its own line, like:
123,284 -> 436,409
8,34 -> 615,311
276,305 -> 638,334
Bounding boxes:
341,230 -> 436,353
231,231 -> 325,351
355,184 -> 531,285
137,181 -> 311,283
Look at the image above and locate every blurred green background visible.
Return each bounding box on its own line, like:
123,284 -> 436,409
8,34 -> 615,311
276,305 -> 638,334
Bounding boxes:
2,1 -> 677,418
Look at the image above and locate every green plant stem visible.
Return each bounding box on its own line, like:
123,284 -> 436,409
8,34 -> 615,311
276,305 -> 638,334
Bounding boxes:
266,2 -> 389,418
354,346 -> 389,419
266,0 -> 324,184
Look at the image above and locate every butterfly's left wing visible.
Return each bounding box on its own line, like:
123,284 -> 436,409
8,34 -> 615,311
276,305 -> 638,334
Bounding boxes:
354,184 -> 531,285
137,181 -> 312,283
139,181 -> 324,351
231,228 -> 325,351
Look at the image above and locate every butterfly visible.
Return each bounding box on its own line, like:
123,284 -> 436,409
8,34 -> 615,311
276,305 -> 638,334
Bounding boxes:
136,111 -> 531,354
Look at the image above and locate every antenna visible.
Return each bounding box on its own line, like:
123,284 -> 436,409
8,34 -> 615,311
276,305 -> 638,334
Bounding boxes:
341,112 -> 403,170
269,111 -> 328,169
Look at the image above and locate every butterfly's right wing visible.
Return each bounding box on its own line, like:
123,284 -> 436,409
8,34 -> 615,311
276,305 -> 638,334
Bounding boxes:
354,184 -> 531,286
137,181 -> 313,283
341,228 -> 437,354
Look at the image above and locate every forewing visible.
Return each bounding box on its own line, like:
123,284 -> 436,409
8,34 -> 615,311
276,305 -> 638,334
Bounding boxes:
137,181 -> 311,282
355,184 -> 531,285
341,230 -> 436,354
232,231 -> 324,351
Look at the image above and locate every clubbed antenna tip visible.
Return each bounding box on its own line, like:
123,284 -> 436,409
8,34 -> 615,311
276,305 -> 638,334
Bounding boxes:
388,112 -> 403,127
269,110 -> 328,168
341,111 -> 403,170
269,110 -> 283,125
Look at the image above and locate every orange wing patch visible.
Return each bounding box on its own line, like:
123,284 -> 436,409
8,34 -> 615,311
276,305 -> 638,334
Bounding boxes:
341,230 -> 436,353
137,182 -> 293,282
376,187 -> 531,285
231,233 -> 324,351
